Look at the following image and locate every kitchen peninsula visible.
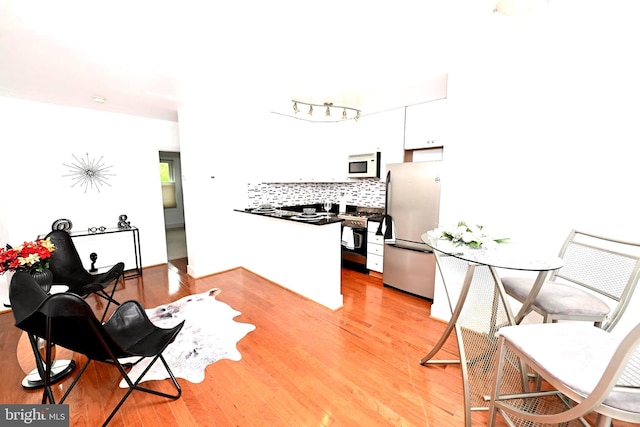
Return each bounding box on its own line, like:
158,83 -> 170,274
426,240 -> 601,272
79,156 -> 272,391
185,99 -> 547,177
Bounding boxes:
234,207 -> 343,310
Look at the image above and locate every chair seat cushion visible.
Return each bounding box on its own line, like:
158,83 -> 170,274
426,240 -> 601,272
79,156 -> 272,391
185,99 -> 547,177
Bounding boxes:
502,277 -> 611,317
499,323 -> 640,413
104,301 -> 184,357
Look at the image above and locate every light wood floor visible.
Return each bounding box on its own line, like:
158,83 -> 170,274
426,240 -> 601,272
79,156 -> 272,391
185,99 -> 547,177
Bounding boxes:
0,261 -> 636,426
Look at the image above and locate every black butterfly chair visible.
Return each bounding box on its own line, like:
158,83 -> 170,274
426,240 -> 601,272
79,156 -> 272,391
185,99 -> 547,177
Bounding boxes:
46,230 -> 124,321
10,271 -> 184,427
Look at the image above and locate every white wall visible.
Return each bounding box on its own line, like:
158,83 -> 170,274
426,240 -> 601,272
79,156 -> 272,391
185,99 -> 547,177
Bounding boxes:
176,100 -> 259,278
430,3 -> 640,334
0,97 -> 179,304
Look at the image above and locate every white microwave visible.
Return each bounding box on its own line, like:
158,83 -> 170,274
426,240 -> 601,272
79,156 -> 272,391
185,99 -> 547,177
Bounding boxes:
348,152 -> 380,178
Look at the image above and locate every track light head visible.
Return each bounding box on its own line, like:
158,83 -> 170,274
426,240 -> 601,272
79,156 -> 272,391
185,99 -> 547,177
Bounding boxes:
324,102 -> 333,117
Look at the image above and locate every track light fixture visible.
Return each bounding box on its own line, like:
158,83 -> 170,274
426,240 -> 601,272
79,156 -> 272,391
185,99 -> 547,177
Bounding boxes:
291,100 -> 361,122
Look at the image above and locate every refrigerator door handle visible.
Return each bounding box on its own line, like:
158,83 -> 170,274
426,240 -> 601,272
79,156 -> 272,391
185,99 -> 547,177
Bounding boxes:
386,241 -> 432,254
384,171 -> 391,215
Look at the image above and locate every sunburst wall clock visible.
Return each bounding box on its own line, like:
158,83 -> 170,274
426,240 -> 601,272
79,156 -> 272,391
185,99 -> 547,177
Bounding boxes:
63,153 -> 115,193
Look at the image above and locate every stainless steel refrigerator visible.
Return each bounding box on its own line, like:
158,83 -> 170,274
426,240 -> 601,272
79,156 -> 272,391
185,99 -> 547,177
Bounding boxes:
382,161 -> 441,300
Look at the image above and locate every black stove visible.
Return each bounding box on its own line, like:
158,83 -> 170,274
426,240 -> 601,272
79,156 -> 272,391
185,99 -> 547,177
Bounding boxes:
339,207 -> 384,273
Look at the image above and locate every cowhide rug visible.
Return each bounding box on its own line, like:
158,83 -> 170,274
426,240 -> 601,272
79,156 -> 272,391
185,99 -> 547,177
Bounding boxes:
118,288 -> 255,387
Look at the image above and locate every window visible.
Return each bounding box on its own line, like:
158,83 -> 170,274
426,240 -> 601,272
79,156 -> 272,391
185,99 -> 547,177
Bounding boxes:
160,159 -> 177,208
160,159 -> 174,182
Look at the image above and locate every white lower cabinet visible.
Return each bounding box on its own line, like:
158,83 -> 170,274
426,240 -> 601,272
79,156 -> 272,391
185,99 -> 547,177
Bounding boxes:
367,221 -> 384,273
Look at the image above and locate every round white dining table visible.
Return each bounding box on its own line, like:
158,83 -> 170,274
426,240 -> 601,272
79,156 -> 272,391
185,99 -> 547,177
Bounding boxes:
419,232 -> 563,427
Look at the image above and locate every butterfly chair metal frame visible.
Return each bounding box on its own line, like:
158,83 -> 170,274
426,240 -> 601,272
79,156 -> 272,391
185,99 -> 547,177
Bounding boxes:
46,230 -> 124,321
502,229 -> 640,331
488,321 -> 640,427
10,271 -> 184,427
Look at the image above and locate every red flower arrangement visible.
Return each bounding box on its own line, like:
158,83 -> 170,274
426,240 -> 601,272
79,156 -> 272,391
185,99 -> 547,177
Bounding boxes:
0,237 -> 56,274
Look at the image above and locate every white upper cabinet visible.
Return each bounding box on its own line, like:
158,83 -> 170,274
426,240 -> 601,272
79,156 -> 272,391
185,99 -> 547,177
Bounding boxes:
403,99 -> 448,150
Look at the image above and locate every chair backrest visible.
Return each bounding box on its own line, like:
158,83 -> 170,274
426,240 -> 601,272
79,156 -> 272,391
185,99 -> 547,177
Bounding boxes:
552,229 -> 640,331
9,271 -> 49,326
46,230 -> 95,288
616,343 -> 640,390
10,271 -> 127,361
595,322 -> 640,415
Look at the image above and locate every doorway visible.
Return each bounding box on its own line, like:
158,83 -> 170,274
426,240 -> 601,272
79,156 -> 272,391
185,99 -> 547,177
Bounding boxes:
159,151 -> 187,262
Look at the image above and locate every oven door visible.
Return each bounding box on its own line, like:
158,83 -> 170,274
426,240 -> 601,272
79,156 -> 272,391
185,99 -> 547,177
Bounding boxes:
341,226 -> 367,269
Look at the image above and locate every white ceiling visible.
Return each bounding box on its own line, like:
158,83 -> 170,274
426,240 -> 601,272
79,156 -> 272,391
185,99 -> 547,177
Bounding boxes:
0,1 -> 502,122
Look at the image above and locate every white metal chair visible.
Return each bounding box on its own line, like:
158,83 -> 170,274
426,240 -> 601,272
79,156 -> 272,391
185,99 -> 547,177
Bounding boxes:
501,229 -> 640,330
487,321 -> 640,427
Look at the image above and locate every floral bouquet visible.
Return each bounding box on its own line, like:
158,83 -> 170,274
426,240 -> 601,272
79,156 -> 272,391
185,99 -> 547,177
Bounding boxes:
432,221 -> 509,249
0,237 -> 56,274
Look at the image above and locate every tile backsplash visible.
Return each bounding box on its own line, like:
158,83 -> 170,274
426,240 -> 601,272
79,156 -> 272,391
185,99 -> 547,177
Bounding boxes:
247,179 -> 385,209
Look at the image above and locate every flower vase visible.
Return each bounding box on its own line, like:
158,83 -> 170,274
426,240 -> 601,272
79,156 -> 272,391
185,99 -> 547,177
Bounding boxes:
30,268 -> 53,293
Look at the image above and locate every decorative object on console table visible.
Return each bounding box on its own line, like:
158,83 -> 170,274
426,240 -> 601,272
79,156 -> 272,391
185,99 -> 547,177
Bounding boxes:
89,252 -> 98,272
117,214 -> 131,229
51,218 -> 73,232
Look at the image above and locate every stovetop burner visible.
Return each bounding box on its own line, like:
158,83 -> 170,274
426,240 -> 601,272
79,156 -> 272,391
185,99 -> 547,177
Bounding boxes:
338,208 -> 384,227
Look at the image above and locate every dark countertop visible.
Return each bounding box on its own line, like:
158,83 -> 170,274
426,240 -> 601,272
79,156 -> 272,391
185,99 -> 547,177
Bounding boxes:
367,214 -> 384,223
234,208 -> 343,226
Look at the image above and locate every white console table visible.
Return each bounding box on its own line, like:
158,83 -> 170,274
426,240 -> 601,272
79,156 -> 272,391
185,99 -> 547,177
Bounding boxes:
41,227 -> 142,279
